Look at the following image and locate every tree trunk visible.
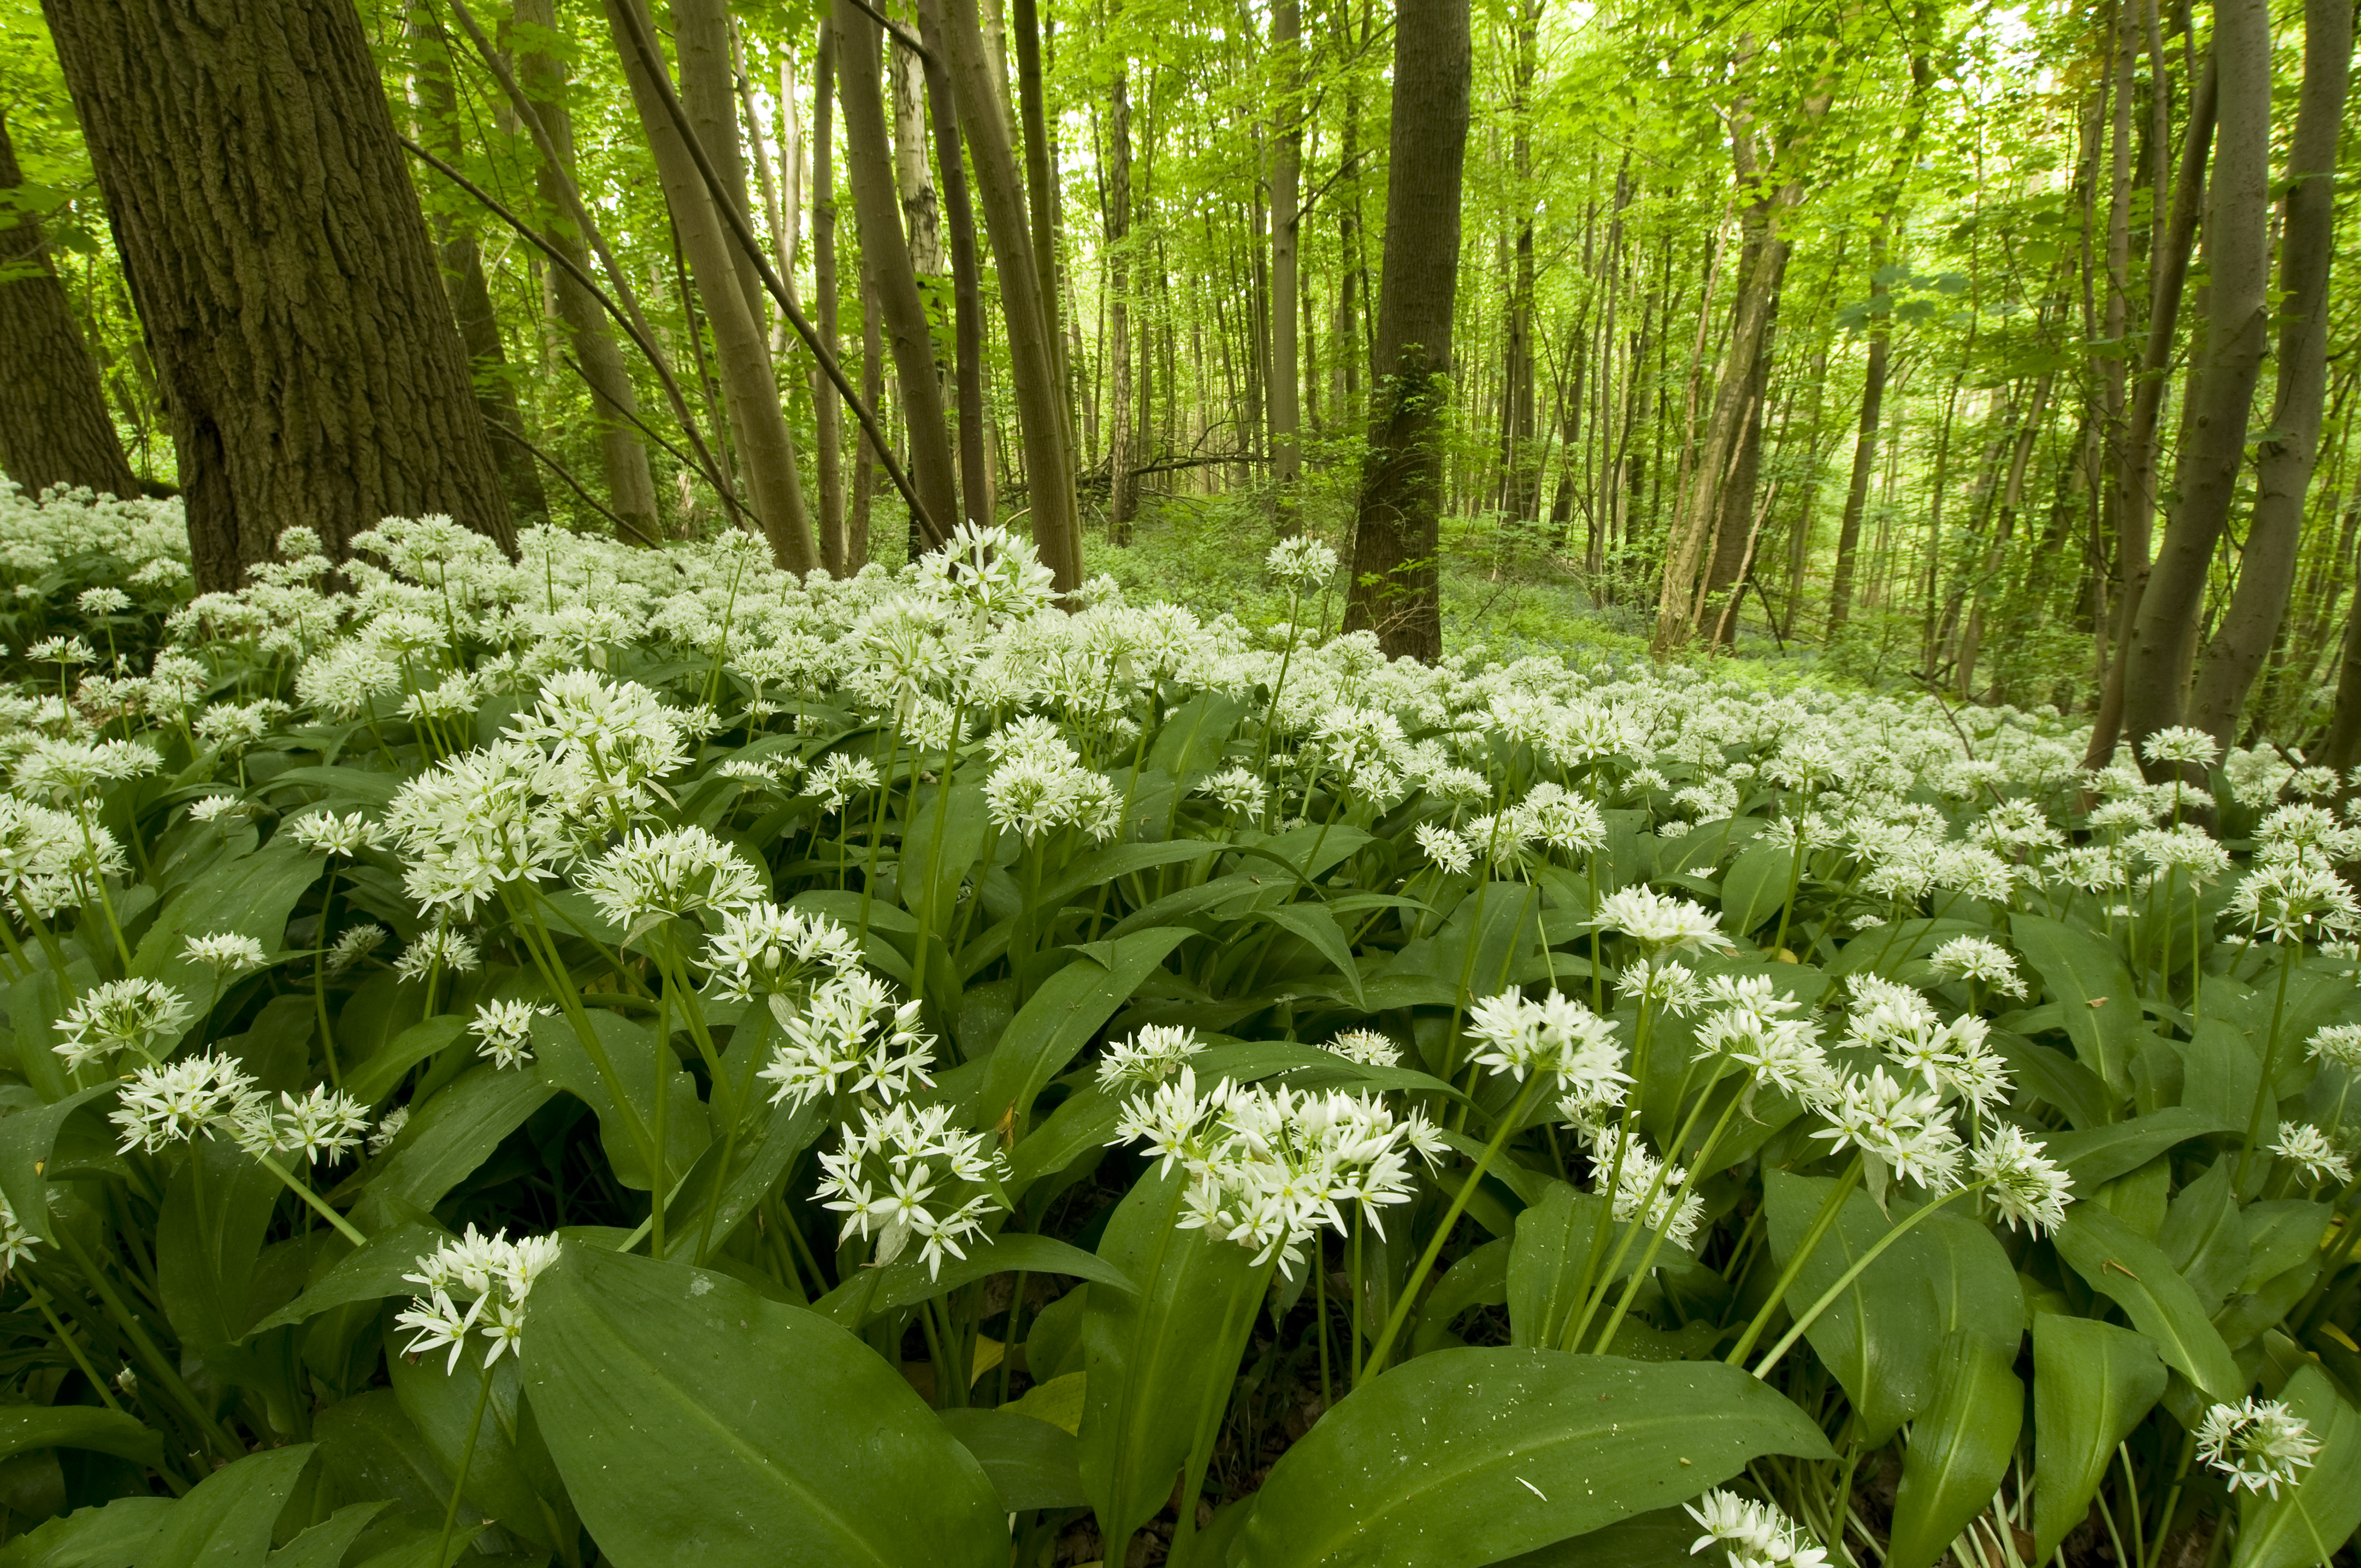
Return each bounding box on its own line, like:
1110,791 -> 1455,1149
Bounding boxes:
937,0 -> 1083,594
1105,69 -> 1136,538
2186,0 -> 2352,745
1011,0 -> 1063,414
1340,0 -> 1470,663
0,111 -> 139,500
608,0 -> 818,571
2117,0 -> 2272,768
831,0 -> 958,553
2084,31 -> 2215,766
407,3 -> 550,525
44,0 -> 515,588
515,0 -> 659,545
1270,0 -> 1303,531
1501,0 -> 1540,527
811,19 -> 848,571
912,0 -> 990,531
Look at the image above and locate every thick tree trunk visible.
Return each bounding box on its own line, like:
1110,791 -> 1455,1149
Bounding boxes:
604,0 -> 817,569
1270,0 -> 1303,531
516,0 -> 660,544
44,0 -> 515,588
912,0 -> 990,530
1340,0 -> 1470,662
0,112 -> 139,500
407,4 -> 549,525
2187,0 -> 2352,745
832,0 -> 959,554
937,0 -> 1084,593
811,22 -> 847,571
1011,0 -> 1063,409
2118,0 -> 2272,768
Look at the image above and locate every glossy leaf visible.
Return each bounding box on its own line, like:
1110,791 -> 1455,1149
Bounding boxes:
813,1231 -> 1135,1328
2011,914 -> 2141,1093
1885,1332 -> 2023,1568
938,1407 -> 1087,1511
2054,1204 -> 2243,1400
2031,1314 -> 2166,1562
1232,1350 -> 1833,1568
2234,1365 -> 2361,1568
0,1407 -> 162,1470
133,1444 -> 314,1568
970,925 -> 1191,1129
1763,1171 -> 1938,1442
523,1244 -> 1004,1567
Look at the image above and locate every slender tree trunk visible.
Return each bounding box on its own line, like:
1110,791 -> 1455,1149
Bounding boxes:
609,0 -> 818,571
1011,0 -> 1062,406
1502,0 -> 1541,526
2118,0 -> 2272,768
407,3 -> 550,525
913,0 -> 990,530
937,0 -> 1084,592
1270,0 -> 1303,531
0,112 -> 139,499
1340,0 -> 1470,662
1105,69 -> 1136,537
515,0 -> 659,544
812,20 -> 848,571
853,286 -> 882,568
44,0 -> 514,588
832,0 -> 959,552
2085,27 -> 2214,765
2187,0 -> 2352,745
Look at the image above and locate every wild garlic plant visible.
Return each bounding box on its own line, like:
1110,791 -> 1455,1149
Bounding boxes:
0,482 -> 2354,1566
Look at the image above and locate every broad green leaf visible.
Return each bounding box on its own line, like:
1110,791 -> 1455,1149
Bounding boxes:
1885,1332 -> 2024,1568
1763,1171 -> 1939,1442
348,1064 -> 556,1228
1039,839 -> 1221,913
1144,691 -> 1248,784
2012,914 -> 2140,1093
389,1353 -> 573,1552
1717,838 -> 1797,940
133,1444 -> 314,1568
1004,1370 -> 1086,1433
2054,1204 -> 2244,1400
130,839 -> 322,1051
532,1009 -> 707,1192
246,1215 -> 450,1337
315,1391 -> 461,1518
344,1016 -> 466,1107
2031,1314 -> 2166,1562
1990,1033 -> 2116,1130
263,1503 -> 385,1568
5,969 -> 74,1102
0,1407 -> 161,1470
2234,1365 -> 2361,1568
0,1085 -> 113,1244
813,1232 -> 1136,1328
1078,1167 -> 1265,1547
1488,1508 -> 1700,1566
654,1093 -> 823,1265
1910,1200 -> 2028,1358
938,1407 -> 1087,1511
898,780 -> 988,933
2240,1201 -> 2331,1294
1508,1182 -> 1601,1350
1231,1350 -> 1833,1568
969,926 -> 1190,1129
1413,1238 -> 1512,1355
2047,1107 -> 2229,1191
523,1244 -> 1004,1567
157,1136 -> 282,1348
0,1496 -> 172,1568
1251,902 -> 1367,1007
2157,1158 -> 2250,1312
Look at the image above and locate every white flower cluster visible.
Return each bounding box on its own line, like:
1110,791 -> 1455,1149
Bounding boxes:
1113,1068 -> 1444,1274
395,1226 -> 562,1373
2197,1397 -> 2320,1498
1683,1489 -> 1830,1568
816,1102 -> 1010,1278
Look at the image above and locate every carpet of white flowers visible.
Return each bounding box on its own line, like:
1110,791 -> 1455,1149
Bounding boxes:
0,480 -> 2359,1568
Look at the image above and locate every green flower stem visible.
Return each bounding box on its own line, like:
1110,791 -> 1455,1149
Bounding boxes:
1748,1179 -> 1984,1380
1348,1210 -> 1365,1388
23,1276 -> 124,1414
649,977 -> 671,1257
252,1152 -> 367,1246
311,862 -> 342,1086
50,1224 -> 238,1456
434,1362 -> 495,1568
1724,1153 -> 1864,1367
2237,943 -> 2300,1187
1362,1074 -> 1546,1376
1562,976 -> 1663,1336
1166,1256 -> 1278,1567
512,895 -> 659,1178
1585,1074 -> 1750,1355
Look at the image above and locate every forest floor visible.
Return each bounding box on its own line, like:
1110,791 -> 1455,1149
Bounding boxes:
1082,486 -> 1825,683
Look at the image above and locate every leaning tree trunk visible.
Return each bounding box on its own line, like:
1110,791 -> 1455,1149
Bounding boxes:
407,3 -> 549,525
2117,0 -> 2273,770
42,0 -> 515,588
810,20 -> 848,572
2186,0 -> 2353,747
0,112 -> 139,500
1340,0 -> 1470,663
833,0 -> 960,553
